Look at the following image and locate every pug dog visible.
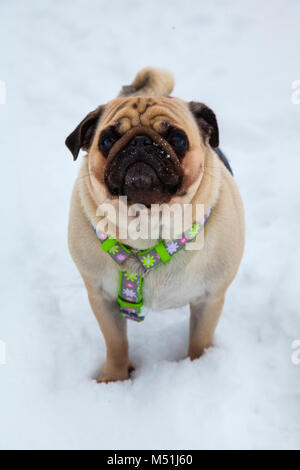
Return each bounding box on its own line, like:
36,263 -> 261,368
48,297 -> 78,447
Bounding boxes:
66,67 -> 245,383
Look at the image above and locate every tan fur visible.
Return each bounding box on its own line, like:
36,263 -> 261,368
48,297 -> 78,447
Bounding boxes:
68,68 -> 245,383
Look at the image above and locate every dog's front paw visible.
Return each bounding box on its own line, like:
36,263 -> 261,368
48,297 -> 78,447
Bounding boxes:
96,363 -> 134,384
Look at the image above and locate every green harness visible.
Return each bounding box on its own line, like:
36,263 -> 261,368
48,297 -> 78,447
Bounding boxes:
92,208 -> 212,322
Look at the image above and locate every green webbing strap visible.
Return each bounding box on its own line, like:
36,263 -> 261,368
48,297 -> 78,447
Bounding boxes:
100,238 -> 117,252
96,232 -> 132,264
155,241 -> 172,263
118,271 -> 144,322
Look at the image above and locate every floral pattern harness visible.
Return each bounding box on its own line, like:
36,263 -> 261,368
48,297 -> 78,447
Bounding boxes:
92,208 -> 212,322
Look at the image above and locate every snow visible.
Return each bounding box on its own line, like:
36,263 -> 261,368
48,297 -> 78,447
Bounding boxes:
0,0 -> 300,450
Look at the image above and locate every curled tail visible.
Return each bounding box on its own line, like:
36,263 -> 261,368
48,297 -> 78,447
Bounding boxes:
118,67 -> 174,98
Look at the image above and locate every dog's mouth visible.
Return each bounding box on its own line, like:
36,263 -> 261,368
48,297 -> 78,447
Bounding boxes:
123,161 -> 165,206
104,127 -> 183,206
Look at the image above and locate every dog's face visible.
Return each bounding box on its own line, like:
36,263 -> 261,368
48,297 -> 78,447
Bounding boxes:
66,96 -> 219,207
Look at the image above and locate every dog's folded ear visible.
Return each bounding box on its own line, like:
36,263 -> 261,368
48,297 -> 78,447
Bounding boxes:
189,102 -> 219,148
65,105 -> 104,160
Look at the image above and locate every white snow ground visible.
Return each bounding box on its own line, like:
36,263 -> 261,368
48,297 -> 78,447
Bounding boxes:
0,0 -> 300,450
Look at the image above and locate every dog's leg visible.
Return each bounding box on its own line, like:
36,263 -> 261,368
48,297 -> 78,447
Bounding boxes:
188,294 -> 225,360
85,283 -> 132,383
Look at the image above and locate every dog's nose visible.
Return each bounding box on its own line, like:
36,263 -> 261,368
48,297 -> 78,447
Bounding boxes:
129,135 -> 153,147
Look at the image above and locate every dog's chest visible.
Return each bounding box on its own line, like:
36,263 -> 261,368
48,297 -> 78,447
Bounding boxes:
100,248 -> 207,311
144,261 -> 207,310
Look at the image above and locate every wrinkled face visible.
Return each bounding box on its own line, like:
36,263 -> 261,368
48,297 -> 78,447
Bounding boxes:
101,125 -> 185,206
66,96 -> 219,207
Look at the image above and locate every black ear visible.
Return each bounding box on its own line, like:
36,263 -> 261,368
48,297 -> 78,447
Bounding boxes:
65,105 -> 104,160
189,101 -> 219,148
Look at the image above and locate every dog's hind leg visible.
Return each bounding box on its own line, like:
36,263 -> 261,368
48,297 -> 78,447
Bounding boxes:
188,294 -> 225,360
85,282 -> 132,383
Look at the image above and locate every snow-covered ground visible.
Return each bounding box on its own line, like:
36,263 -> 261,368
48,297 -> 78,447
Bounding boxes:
0,0 -> 299,450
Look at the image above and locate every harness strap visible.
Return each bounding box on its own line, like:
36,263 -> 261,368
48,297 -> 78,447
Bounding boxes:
92,208 -> 212,322
118,271 -> 144,322
95,230 -> 132,264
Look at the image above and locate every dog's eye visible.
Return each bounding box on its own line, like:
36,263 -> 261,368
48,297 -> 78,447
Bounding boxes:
99,127 -> 119,157
170,134 -> 186,148
103,136 -> 116,149
167,129 -> 188,157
